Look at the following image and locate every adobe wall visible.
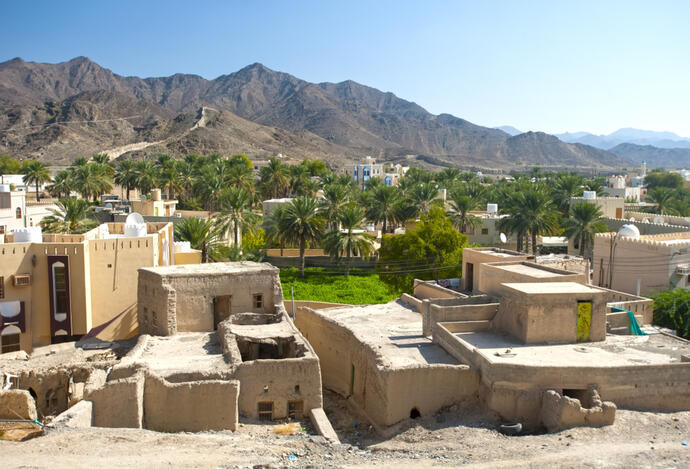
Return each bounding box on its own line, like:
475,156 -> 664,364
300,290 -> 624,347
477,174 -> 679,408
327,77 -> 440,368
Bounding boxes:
492,289 -> 607,344
138,266 -> 282,335
295,306 -> 479,427
593,233 -> 690,296
423,302 -> 499,337
593,285 -> 653,324
462,248 -> 532,292
143,373 -> 239,431
86,371 -> 145,428
434,323 -> 690,426
283,300 -> 349,316
413,280 -> 465,300
234,357 -> 322,419
0,389 -> 37,420
477,261 -> 586,297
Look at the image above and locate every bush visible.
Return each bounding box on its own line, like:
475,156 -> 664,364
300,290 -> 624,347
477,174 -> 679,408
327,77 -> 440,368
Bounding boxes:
280,267 -> 401,305
652,287 -> 690,339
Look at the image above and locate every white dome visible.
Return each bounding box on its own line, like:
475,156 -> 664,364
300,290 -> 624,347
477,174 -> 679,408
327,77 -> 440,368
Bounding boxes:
618,224 -> 640,239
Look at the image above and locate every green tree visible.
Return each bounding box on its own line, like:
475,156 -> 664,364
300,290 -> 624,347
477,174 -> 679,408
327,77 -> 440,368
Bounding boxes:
280,196 -> 325,278
652,288 -> 690,339
448,189 -> 481,234
366,185 -> 400,234
322,205 -> 376,278
22,160 -> 51,201
114,160 -> 138,200
217,187 -> 259,248
409,182 -> 440,215
40,198 -> 99,234
134,160 -> 158,196
260,158 -> 290,199
563,202 -> 608,257
378,206 -> 467,292
647,187 -> 677,215
552,174 -> 584,214
72,162 -> 112,201
0,154 -> 22,182
320,184 -> 350,230
46,170 -> 73,198
174,217 -> 225,263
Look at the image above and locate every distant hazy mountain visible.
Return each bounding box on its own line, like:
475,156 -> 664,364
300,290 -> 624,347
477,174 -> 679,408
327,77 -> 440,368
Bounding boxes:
0,56 -> 628,169
494,125 -> 522,136
608,143 -> 690,169
556,128 -> 690,150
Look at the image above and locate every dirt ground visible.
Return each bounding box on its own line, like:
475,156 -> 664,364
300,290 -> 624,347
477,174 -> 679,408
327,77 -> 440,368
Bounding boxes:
1,390 -> 688,468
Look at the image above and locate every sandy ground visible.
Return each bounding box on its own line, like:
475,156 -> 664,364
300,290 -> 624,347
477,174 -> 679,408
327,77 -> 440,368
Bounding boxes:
2,390 -> 688,468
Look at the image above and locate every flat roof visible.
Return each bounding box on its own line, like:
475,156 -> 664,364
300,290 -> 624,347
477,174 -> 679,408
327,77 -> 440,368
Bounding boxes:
137,332 -> 229,376
502,282 -> 600,295
494,263 -> 570,278
315,300 -> 461,368
140,261 -> 277,277
450,330 -> 690,367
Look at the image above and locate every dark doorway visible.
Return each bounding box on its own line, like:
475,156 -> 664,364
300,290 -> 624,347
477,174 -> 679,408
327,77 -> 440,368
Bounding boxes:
213,295 -> 232,329
466,263 -> 474,292
410,407 -> 421,419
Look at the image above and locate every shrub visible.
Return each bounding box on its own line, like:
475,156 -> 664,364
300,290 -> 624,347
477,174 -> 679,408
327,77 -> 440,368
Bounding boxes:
652,287 -> 690,339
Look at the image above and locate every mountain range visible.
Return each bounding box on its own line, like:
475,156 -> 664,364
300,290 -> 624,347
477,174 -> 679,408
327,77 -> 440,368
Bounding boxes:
0,56 -> 628,170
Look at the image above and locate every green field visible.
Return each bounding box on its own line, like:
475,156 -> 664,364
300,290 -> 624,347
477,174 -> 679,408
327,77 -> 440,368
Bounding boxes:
279,267 -> 402,305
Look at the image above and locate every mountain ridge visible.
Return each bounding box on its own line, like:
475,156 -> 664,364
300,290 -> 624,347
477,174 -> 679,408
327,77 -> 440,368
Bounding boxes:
0,56 -> 628,169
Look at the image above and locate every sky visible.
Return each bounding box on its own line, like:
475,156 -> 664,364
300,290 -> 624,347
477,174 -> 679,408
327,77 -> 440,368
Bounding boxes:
3,0 -> 690,137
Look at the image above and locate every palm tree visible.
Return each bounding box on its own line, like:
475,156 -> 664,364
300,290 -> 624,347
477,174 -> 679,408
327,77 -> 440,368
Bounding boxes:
217,187 -> 259,248
448,190 -> 481,234
563,202 -> 608,257
134,160 -> 158,196
280,196 -> 325,278
264,204 -> 289,256
22,161 -> 51,201
46,170 -> 73,198
410,182 -> 439,215
322,205 -> 376,278
72,163 -> 112,201
648,187 -> 676,215
552,174 -> 584,214
320,184 -> 350,229
158,166 -> 181,200
174,217 -> 225,263
522,186 -> 560,255
366,185 -> 399,234
114,160 -> 138,200
260,158 -> 290,199
40,198 -> 99,234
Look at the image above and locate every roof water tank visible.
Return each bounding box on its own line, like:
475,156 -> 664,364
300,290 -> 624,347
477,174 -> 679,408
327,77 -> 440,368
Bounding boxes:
487,203 -> 498,215
174,241 -> 191,253
583,191 -> 597,200
618,224 -> 640,239
124,223 -> 147,238
0,184 -> 10,193
13,227 -> 42,243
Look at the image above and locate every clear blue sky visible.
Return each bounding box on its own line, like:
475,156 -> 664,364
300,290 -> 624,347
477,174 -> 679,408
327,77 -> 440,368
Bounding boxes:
3,1 -> 689,136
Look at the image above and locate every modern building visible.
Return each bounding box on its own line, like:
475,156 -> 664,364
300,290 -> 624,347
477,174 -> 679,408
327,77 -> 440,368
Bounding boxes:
0,185 -> 57,241
345,157 -> 408,188
0,221 -> 201,354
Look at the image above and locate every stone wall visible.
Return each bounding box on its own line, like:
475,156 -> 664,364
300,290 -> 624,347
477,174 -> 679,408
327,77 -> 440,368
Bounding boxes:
86,371 -> 145,428
0,389 -> 37,420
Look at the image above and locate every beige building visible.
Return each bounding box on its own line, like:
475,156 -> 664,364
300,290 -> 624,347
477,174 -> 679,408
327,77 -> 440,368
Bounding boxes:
570,195 -> 625,219
130,189 -> 177,217
593,230 -> 690,296
0,186 -> 57,240
0,221 -> 201,355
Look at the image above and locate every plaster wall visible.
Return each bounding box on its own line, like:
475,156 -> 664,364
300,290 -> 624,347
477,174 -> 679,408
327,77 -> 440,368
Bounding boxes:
424,302 -> 499,336
477,262 -> 586,298
86,372 -> 144,428
143,373 -> 239,431
461,248 -> 532,292
492,287 -> 606,344
413,280 -> 465,300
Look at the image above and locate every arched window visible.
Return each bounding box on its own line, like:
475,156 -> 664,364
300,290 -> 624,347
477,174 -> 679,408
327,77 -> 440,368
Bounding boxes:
16,207 -> 22,219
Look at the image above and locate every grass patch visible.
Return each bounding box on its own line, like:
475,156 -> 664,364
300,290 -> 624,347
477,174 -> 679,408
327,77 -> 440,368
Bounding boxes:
279,267 -> 402,305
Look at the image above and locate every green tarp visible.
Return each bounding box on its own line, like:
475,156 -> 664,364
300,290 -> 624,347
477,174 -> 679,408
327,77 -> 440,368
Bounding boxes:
611,306 -> 648,336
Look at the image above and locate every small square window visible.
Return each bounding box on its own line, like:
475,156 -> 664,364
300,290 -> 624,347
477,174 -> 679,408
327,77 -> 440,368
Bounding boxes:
481,228 -> 489,235
253,294 -> 263,309
288,400 -> 303,419
258,401 -> 273,421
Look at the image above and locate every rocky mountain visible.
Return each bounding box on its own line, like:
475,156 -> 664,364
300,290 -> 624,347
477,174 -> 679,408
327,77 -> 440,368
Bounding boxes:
556,128 -> 690,150
0,56 -> 629,169
608,143 -> 690,169
494,125 -> 522,136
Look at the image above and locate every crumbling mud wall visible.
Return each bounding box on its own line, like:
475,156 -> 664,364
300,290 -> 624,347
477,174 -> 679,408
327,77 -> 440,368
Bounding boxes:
0,389 -> 37,420
296,306 -> 479,427
85,370 -> 145,428
144,373 -> 239,432
540,388 -> 616,432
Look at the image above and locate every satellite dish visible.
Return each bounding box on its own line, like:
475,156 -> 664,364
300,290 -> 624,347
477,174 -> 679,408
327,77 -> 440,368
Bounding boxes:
126,212 -> 145,225
499,233 -> 507,243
